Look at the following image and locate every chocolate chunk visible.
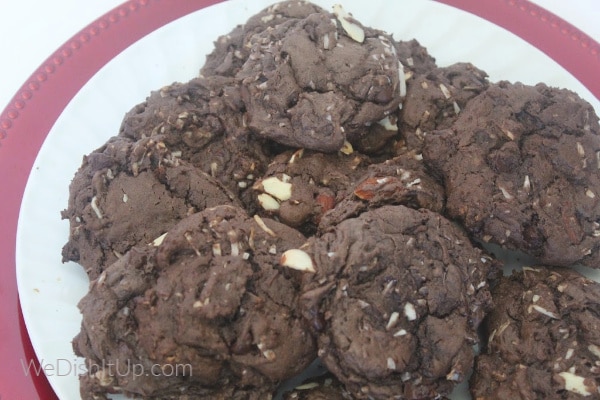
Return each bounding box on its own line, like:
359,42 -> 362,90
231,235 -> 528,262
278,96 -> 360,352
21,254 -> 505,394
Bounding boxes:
187,133 -> 272,212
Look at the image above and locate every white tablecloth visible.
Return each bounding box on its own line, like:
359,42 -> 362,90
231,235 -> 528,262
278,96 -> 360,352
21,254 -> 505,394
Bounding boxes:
0,0 -> 598,119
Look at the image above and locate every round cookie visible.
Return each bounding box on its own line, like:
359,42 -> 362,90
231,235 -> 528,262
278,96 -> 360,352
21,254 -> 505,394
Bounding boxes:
298,205 -> 497,399
61,135 -> 237,279
252,148 -> 371,233
188,133 -> 274,211
400,62 -> 488,152
283,374 -> 351,400
318,149 -> 445,230
423,81 -> 600,268
350,38 -> 438,156
470,266 -> 600,399
73,205 -> 316,399
77,372 -> 273,400
120,76 -> 245,149
118,75 -> 272,208
237,7 -> 403,152
201,0 -> 327,78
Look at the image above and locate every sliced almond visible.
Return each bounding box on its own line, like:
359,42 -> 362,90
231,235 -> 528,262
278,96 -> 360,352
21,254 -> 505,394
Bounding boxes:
439,83 -> 452,99
280,249 -> 316,273
253,214 -> 276,237
257,193 -> 280,211
332,4 -> 365,43
295,382 -> 320,390
557,371 -> 594,396
151,232 -> 168,247
387,357 -> 396,370
288,148 -> 305,164
261,176 -> 292,201
588,344 -> 600,359
377,116 -> 398,131
404,302 -> 417,321
340,140 -> 354,155
532,304 -> 559,319
90,196 -> 103,219
398,61 -> 407,98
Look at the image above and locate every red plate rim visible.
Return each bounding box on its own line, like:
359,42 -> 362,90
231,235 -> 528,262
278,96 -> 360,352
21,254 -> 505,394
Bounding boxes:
0,0 -> 598,398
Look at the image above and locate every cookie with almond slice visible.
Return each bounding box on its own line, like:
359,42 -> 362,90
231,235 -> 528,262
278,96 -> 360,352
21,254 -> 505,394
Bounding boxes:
252,148 -> 371,234
298,205 -> 498,399
471,266 -> 600,399
73,205 -> 315,399
237,6 -> 403,152
423,81 -> 600,268
318,149 -> 445,231
61,135 -> 238,280
201,0 -> 327,78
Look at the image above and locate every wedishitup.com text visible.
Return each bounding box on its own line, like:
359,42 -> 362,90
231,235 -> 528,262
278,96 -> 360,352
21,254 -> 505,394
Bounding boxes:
21,358 -> 193,379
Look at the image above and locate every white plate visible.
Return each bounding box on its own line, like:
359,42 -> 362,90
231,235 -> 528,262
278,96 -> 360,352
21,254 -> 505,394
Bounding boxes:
15,0 -> 600,399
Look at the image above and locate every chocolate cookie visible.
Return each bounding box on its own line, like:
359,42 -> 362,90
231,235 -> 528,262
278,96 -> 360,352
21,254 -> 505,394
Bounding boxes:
318,149 -> 445,230
471,266 -> 600,399
252,148 -> 371,233
73,205 -> 316,399
120,76 -> 245,149
298,205 -> 497,399
400,62 -> 488,152
77,372 -> 272,400
118,75 -> 272,209
350,39 -> 437,156
201,0 -> 327,78
423,81 -> 600,268
283,374 -> 351,400
393,39 -> 437,76
61,136 -> 237,279
187,133 -> 273,211
237,6 -> 403,152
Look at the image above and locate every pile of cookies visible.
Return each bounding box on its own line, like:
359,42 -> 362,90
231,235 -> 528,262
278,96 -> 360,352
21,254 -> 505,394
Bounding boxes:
61,1 -> 600,399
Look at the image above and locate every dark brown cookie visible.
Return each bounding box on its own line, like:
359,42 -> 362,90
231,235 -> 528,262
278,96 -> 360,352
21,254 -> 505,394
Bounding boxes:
201,0 -> 327,78
350,39 -> 438,156
118,75 -> 273,209
119,76 -> 245,149
252,148 -> 371,233
283,374 -> 352,400
237,7 -> 403,152
61,136 -> 238,279
318,149 -> 445,230
298,205 -> 497,399
471,266 -> 600,399
400,62 -> 488,152
187,133 -> 273,212
73,205 -> 316,399
423,81 -> 600,268
77,372 -> 273,400
393,38 -> 437,76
